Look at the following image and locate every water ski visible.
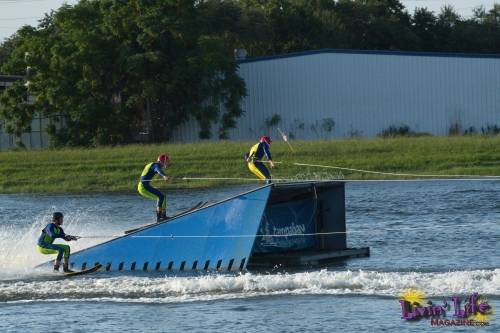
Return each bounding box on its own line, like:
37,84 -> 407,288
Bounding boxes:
63,263 -> 102,277
124,201 -> 206,234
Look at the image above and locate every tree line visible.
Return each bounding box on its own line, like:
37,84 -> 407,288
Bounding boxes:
1,0 -> 499,147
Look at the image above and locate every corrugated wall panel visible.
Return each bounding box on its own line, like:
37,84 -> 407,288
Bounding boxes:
170,50 -> 500,142
0,114 -> 63,150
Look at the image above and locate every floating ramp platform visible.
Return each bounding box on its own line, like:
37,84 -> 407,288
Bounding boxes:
246,181 -> 369,269
39,181 -> 369,273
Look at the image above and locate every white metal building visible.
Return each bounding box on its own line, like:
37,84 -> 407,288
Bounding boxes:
0,75 -> 55,149
2,49 -> 499,149
172,49 -> 500,141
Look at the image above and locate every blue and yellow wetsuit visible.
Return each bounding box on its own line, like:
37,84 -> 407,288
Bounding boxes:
138,162 -> 167,211
37,223 -> 70,261
247,142 -> 272,183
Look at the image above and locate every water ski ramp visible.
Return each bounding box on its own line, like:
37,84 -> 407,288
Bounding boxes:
38,181 -> 368,272
63,186 -> 271,272
247,181 -> 369,268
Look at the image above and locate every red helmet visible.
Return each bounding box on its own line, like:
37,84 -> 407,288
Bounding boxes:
157,154 -> 170,164
260,135 -> 272,144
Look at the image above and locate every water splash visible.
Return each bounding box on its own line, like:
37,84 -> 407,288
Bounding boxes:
0,207 -> 118,278
281,171 -> 345,182
0,269 -> 498,303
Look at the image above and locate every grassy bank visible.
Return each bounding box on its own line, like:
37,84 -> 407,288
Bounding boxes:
1,136 -> 499,193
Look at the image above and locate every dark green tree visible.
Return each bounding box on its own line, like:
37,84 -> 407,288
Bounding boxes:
412,8 -> 437,51
2,0 -> 500,147
0,81 -> 35,147
1,0 -> 246,145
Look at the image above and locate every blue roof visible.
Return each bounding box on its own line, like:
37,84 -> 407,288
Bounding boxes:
237,48 -> 500,64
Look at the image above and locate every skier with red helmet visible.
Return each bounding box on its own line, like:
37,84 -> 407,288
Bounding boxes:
245,136 -> 275,184
138,154 -> 171,221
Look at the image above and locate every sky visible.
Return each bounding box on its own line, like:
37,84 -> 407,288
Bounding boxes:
0,0 -> 499,42
401,0 -> 498,16
0,0 -> 78,42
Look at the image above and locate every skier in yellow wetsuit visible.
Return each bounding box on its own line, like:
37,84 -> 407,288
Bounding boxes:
138,154 -> 171,221
245,136 -> 275,184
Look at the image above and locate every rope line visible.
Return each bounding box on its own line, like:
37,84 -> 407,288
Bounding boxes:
182,177 -> 302,182
140,161 -> 500,182
292,162 -> 500,178
181,176 -> 500,182
78,222 -> 495,239
277,127 -> 295,152
180,161 -> 500,182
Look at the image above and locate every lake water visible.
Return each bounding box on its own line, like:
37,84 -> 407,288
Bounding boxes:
0,181 -> 498,332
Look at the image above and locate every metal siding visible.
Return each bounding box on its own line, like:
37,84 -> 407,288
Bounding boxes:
171,51 -> 500,141
0,113 -> 65,150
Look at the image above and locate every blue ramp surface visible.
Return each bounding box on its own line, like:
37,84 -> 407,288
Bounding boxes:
56,186 -> 271,272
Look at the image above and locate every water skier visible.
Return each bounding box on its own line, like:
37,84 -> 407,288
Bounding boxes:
245,135 -> 275,184
138,154 -> 171,222
37,212 -> 79,273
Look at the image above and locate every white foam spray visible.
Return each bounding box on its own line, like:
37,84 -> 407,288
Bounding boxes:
0,207 -> 118,278
0,269 -> 498,303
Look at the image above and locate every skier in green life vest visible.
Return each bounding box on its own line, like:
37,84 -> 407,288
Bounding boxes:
138,154 -> 171,222
37,212 -> 79,273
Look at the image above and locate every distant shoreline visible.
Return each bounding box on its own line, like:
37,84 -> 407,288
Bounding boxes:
1,136 -> 499,193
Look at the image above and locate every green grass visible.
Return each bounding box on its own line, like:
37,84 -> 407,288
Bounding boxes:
1,136 -> 499,193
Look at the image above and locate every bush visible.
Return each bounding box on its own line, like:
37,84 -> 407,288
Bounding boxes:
378,125 -> 413,137
464,126 -> 476,135
481,124 -> 500,135
321,117 -> 335,133
264,114 -> 282,128
448,122 -> 461,136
